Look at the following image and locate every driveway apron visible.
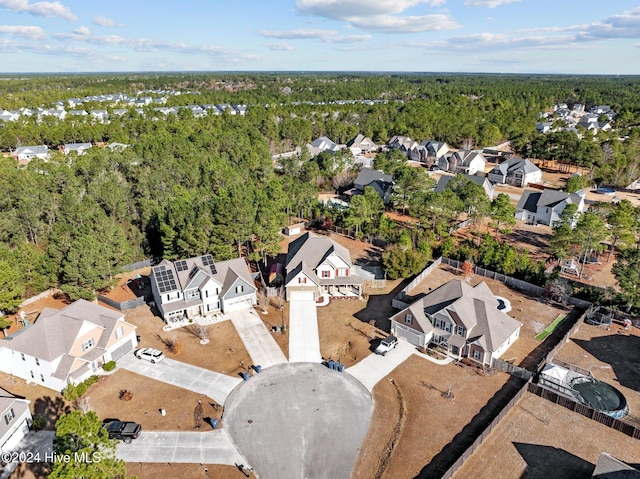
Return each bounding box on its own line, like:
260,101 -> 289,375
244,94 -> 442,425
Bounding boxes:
228,309 -> 287,368
118,354 -> 242,405
116,429 -> 248,465
346,340 -> 416,392
288,299 -> 322,363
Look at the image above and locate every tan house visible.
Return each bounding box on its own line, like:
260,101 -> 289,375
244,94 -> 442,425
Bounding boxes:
390,280 -> 521,366
0,300 -> 137,392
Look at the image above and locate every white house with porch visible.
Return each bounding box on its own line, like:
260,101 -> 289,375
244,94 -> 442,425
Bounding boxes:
284,232 -> 363,301
390,280 -> 521,366
150,255 -> 257,323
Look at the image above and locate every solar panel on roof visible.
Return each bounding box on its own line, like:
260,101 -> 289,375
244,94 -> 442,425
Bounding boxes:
201,255 -> 214,266
175,260 -> 188,272
156,269 -> 177,293
210,265 -> 217,275
156,265 -> 166,271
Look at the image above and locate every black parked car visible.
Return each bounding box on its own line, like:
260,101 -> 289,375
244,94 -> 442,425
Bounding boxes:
102,419 -> 142,444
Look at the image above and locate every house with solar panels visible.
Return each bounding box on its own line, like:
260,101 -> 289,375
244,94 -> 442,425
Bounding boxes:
150,254 -> 257,323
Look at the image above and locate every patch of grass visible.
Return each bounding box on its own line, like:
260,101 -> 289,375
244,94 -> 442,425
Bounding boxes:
534,315 -> 565,341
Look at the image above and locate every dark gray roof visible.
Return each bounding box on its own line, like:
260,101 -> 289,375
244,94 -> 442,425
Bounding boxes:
435,174 -> 493,197
516,190 -> 542,213
354,168 -> 392,189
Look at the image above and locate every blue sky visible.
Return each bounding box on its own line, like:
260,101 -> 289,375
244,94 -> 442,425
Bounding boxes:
1,0 -> 640,74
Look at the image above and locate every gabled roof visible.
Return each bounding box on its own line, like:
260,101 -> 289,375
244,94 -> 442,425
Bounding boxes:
398,280 -> 521,353
1,300 -> 124,361
285,232 -> 352,273
151,255 -> 256,298
491,157 -> 540,176
0,386 -> 29,416
435,174 -> 494,197
354,168 -> 393,190
453,150 -> 486,167
14,145 -> 48,156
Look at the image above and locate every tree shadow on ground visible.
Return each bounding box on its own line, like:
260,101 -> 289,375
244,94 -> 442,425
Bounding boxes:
33,396 -> 71,430
354,278 -> 410,331
572,334 -> 640,394
513,442 -> 594,479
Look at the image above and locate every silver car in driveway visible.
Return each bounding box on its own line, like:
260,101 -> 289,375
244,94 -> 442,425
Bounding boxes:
134,347 -> 165,364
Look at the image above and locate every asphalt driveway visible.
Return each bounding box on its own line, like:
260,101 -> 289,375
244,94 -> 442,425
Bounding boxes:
288,299 -> 322,363
228,309 -> 287,368
118,354 -> 242,405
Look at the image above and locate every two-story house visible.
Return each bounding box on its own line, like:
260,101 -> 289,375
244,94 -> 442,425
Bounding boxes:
0,388 -> 32,453
488,158 -> 542,187
284,232 -> 363,301
0,300 -> 138,392
150,255 -> 257,323
516,188 -> 585,226
438,150 -> 486,176
390,280 -> 521,366
351,168 -> 394,205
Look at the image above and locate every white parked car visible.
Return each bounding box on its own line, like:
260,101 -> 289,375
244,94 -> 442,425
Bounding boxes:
134,348 -> 165,364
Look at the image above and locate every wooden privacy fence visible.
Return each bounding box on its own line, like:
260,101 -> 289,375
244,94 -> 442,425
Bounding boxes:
528,383 -> 640,439
96,294 -> 146,311
492,359 -> 533,380
440,382 -> 530,479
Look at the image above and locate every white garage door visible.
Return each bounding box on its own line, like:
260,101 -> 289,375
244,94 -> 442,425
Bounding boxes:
111,339 -> 134,361
394,324 -> 423,347
290,290 -> 315,301
2,420 -> 29,453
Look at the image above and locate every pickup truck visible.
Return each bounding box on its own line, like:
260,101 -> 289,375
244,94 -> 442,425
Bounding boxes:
103,420 -> 142,444
374,335 -> 398,356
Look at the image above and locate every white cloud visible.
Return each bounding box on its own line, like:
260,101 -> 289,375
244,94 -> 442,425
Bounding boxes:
266,42 -> 294,51
72,26 -> 90,36
0,24 -> 45,39
0,0 -> 76,20
93,16 -> 121,27
296,0 -> 459,34
350,14 -> 459,33
464,0 -> 521,7
575,7 -> 640,41
258,28 -> 372,43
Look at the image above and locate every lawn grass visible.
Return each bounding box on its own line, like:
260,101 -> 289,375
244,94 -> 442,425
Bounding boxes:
534,315 -> 565,341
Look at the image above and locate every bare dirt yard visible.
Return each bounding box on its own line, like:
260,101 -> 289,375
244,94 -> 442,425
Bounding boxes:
554,321 -> 640,418
452,392 -> 640,479
352,356 -> 513,479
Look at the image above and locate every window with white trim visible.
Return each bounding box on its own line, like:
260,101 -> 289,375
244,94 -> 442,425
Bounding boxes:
321,270 -> 330,278
405,314 -> 413,324
82,338 -> 95,352
235,285 -> 244,294
35,358 -> 40,366
4,408 -> 15,425
298,277 -> 307,284
115,326 -> 124,339
472,349 -> 481,360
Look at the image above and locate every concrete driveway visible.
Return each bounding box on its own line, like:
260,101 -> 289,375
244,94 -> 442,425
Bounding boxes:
118,354 -> 241,405
288,299 -> 322,363
346,340 -> 417,391
116,429 -> 248,465
228,309 -> 287,368
225,363 -> 372,479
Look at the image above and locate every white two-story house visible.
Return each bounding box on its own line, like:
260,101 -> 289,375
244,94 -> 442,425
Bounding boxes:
284,232 -> 363,301
516,188 -> 585,226
390,280 -> 521,366
150,255 -> 257,323
0,300 -> 138,392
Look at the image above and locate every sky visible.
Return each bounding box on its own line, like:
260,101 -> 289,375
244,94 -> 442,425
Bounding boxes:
1,0 -> 640,74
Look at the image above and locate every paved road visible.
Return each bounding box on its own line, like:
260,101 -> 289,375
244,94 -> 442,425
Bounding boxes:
116,429 -> 248,465
118,354 -> 241,405
288,299 -> 322,363
346,340 -> 418,392
228,309 -> 287,368
225,363 -> 372,479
